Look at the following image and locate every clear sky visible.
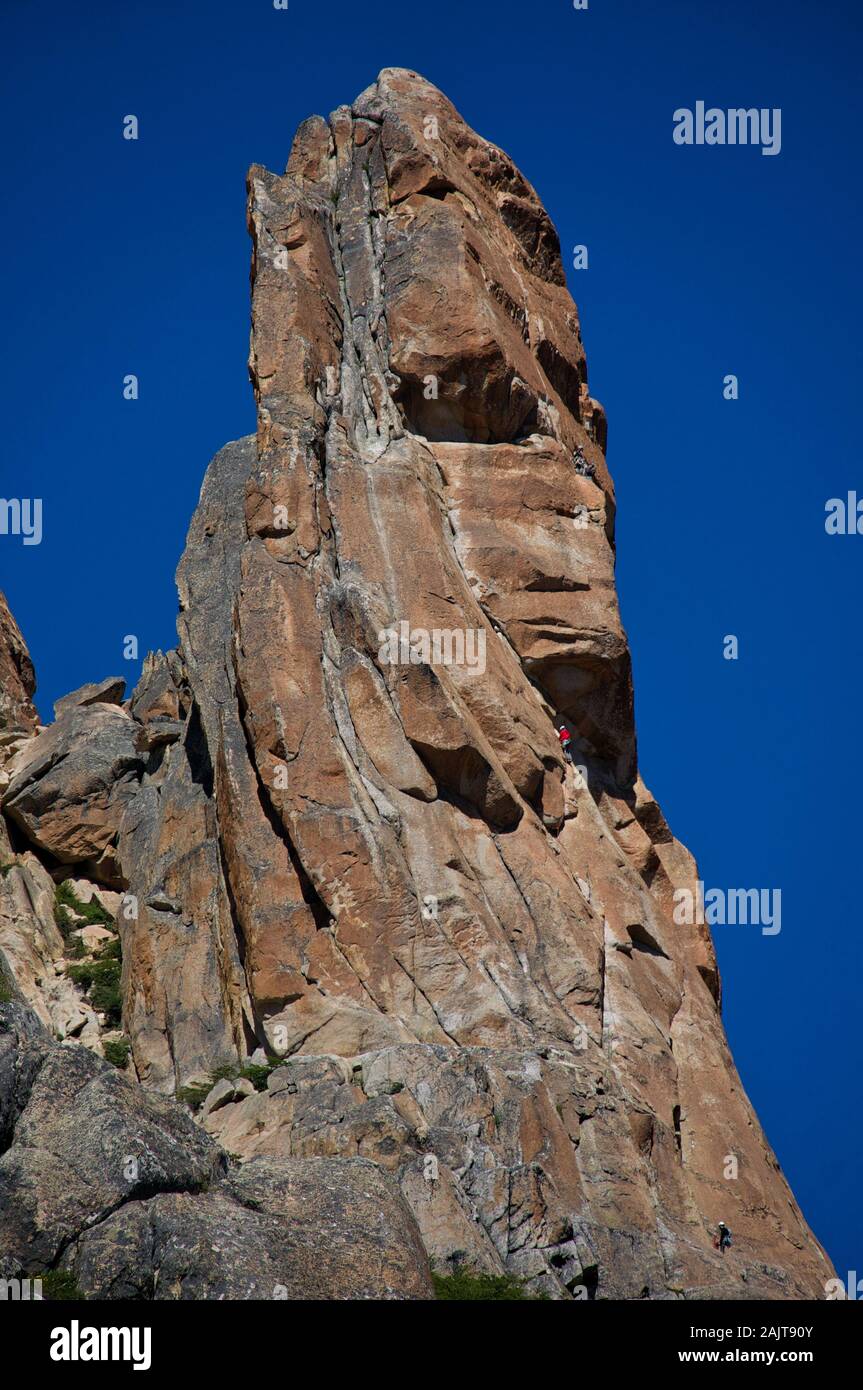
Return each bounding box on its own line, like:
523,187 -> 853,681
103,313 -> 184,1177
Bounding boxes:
1,0 -> 860,1281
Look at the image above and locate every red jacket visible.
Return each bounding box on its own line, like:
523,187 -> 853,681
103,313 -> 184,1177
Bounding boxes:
558,728 -> 571,745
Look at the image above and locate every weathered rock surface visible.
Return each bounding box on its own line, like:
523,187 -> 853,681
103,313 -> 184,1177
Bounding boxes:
0,72 -> 834,1300
202,1040 -> 826,1301
0,592 -> 38,735
117,727 -> 247,1091
0,854 -> 102,1048
2,702 -> 143,883
53,676 -> 126,719
68,1156 -> 431,1301
0,1008 -> 220,1276
0,1003 -> 432,1299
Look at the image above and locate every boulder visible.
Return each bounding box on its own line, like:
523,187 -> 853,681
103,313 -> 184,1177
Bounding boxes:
53,676 -> 126,719
0,1003 -> 224,1275
200,1074 -> 255,1117
67,1156 -> 432,1301
1,704 -> 143,882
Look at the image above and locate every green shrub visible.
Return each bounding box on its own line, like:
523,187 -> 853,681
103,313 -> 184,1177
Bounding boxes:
176,1081 -> 214,1111
89,967 -> 122,1026
211,1058 -> 285,1093
210,1064 -> 238,1083
103,1038 -> 131,1069
432,1270 -> 544,1301
177,1054 -> 287,1109
53,903 -> 76,937
54,880 -> 114,928
65,962 -> 94,992
240,1063 -> 275,1093
65,953 -> 122,1026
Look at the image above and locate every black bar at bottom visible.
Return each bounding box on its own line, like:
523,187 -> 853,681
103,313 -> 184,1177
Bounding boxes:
3,1294 -> 856,1376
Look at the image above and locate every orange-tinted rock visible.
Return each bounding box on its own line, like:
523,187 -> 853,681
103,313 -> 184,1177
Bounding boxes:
2,704 -> 143,883
0,591 -> 38,735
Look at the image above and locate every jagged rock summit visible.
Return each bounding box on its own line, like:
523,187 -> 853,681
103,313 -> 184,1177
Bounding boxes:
0,69 -> 833,1300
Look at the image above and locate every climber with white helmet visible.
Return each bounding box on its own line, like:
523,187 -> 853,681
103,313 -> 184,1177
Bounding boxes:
573,444 -> 596,479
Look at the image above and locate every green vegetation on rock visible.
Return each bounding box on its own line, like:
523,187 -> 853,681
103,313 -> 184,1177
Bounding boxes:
432,1270 -> 546,1300
54,880 -> 114,932
38,1270 -> 83,1301
64,932 -> 122,1026
103,1037 -> 131,1069
177,1056 -> 288,1110
176,1080 -> 215,1110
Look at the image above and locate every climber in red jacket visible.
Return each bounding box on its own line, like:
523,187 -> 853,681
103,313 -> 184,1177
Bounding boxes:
557,725 -> 573,762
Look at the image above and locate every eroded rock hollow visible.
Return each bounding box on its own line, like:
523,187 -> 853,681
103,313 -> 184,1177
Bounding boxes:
0,69 -> 832,1300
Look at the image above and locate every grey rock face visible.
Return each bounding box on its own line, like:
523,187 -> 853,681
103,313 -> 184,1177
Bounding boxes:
68,1156 -> 432,1301
203,1040 -> 821,1301
0,1003 -> 432,1300
117,734 -> 247,1093
0,1003 -> 44,1151
0,1003 -> 225,1276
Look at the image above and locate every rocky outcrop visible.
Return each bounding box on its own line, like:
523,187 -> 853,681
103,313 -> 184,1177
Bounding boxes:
0,855 -> 102,1049
0,1003 -> 431,1299
53,677 -> 126,720
0,69 -> 834,1300
0,592 -> 38,736
69,1157 -> 431,1301
0,1003 -> 221,1275
117,722 -> 247,1091
2,701 -> 143,884
200,1040 -> 827,1301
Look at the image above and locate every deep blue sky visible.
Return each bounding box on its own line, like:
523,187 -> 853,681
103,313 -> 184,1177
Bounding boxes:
2,0 -> 860,1282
